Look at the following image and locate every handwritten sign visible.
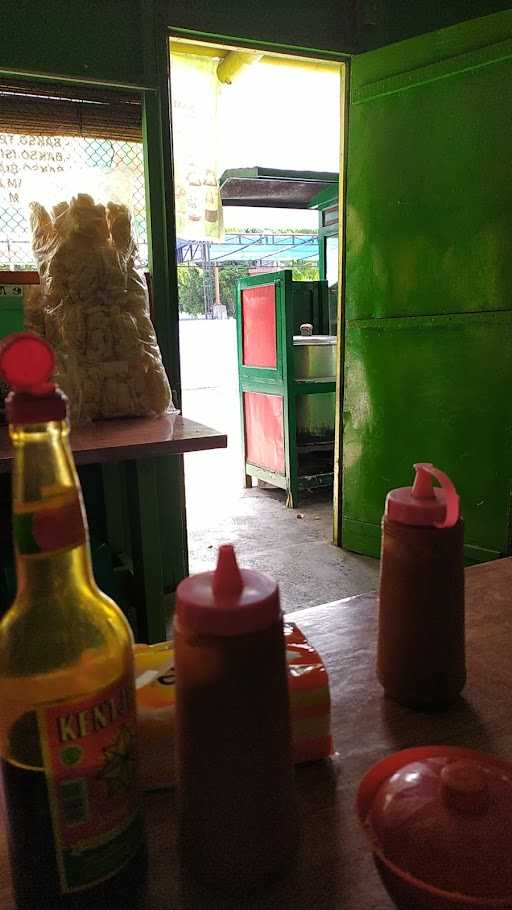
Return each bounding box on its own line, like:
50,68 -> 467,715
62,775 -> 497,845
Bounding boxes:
0,134 -> 75,217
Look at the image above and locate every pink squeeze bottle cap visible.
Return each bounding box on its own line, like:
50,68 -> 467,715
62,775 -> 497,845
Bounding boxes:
385,463 -> 460,528
176,544 -> 280,636
212,544 -> 244,600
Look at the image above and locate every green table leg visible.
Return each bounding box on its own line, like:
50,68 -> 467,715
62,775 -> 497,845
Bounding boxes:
156,454 -> 188,591
102,463 -> 130,558
125,458 -> 166,644
102,454 -> 188,644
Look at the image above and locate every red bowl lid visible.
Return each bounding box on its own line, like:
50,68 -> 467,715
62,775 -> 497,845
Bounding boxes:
357,746 -> 512,902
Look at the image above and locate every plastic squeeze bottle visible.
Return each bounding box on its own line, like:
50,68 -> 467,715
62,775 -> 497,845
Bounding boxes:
174,544 -> 298,894
0,334 -> 145,909
377,463 -> 465,709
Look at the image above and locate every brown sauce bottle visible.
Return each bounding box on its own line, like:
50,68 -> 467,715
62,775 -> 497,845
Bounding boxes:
174,545 -> 298,895
377,463 -> 465,709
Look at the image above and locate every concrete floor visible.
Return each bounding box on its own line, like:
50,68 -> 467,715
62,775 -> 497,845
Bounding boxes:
180,319 -> 379,613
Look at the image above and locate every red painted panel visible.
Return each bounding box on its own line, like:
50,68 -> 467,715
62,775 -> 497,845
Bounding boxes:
0,271 -> 39,285
242,284 -> 277,368
244,391 -> 285,474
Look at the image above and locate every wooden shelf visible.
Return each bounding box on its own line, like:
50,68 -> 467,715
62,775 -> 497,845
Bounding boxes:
293,378 -> 336,395
297,440 -> 334,454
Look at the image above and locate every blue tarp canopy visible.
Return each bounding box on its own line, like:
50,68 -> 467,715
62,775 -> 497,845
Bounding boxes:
177,232 -> 319,265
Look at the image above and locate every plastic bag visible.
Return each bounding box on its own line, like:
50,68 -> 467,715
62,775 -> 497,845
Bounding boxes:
133,621 -> 333,791
27,193 -> 176,422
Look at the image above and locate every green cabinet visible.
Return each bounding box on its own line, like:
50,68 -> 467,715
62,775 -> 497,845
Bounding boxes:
237,271 -> 335,507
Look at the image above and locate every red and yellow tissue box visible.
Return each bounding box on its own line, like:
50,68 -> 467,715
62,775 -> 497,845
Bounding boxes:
134,622 -> 332,791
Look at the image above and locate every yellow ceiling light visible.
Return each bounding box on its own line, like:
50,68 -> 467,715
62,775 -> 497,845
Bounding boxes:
216,51 -> 264,85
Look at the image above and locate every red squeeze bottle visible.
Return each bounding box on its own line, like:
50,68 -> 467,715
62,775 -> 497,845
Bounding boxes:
174,545 -> 298,894
377,463 -> 465,709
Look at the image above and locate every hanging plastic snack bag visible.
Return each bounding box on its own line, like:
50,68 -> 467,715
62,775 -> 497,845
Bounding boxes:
27,193 -> 176,422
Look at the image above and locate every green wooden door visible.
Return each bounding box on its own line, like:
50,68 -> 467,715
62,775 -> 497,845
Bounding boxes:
341,11 -> 512,562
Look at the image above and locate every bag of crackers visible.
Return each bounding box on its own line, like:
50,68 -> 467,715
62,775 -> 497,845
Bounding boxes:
27,193 -> 176,422
134,622 -> 333,791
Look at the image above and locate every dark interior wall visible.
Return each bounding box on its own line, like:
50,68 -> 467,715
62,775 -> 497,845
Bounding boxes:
357,0 -> 512,50
3,2 -> 510,85
1,1 -> 356,87
163,1 -> 512,56
0,0 -> 151,87
163,0 -> 357,54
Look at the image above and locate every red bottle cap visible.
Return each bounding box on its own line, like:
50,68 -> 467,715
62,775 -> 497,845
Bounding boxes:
357,745 -> 512,902
385,463 -> 460,528
176,544 -> 280,636
0,333 -> 67,423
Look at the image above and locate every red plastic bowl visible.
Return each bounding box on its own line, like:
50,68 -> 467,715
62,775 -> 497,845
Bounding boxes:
357,746 -> 512,910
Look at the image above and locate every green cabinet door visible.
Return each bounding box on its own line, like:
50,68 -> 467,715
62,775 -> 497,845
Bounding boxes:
341,11 -> 512,561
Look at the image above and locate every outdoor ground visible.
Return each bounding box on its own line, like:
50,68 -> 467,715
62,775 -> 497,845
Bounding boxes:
179,319 -> 379,614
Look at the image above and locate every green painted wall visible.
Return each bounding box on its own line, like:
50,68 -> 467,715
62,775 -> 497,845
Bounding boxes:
342,12 -> 512,561
346,40 -> 512,321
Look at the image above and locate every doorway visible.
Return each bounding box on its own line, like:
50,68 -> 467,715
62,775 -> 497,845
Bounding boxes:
168,36 -> 378,611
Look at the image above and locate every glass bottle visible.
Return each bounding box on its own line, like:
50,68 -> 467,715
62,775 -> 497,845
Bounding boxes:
0,333 -> 145,909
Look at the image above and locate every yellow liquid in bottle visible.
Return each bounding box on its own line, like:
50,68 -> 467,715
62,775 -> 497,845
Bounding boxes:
0,420 -> 145,909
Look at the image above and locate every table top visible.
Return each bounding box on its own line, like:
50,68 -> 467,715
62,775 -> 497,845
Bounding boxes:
1,557 -> 511,907
0,414 -> 227,471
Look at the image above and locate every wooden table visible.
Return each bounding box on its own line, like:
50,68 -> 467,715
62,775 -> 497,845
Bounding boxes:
0,415 -> 227,642
2,558 -> 510,908
0,414 -> 227,471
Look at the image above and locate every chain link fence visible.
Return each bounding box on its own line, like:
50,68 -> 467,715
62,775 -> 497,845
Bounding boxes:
0,134 -> 148,270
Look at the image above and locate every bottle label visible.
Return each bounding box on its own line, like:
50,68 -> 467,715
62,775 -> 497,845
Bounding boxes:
13,490 -> 86,556
38,673 -> 143,893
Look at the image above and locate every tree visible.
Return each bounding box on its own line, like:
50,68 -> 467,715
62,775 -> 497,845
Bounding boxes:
177,266 -> 205,317
291,262 -> 320,281
218,264 -> 250,317
177,258 -> 319,319
177,264 -> 250,317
